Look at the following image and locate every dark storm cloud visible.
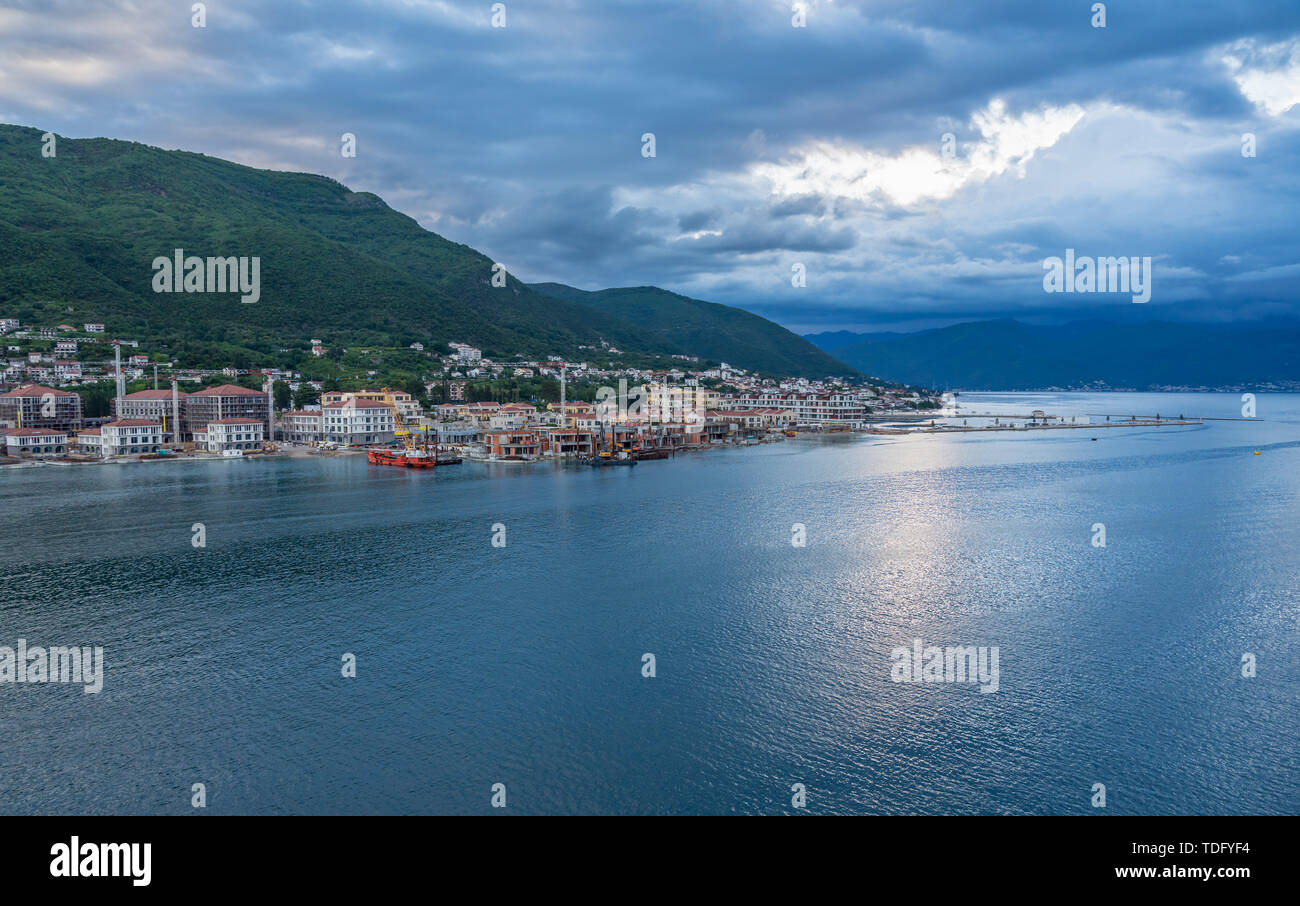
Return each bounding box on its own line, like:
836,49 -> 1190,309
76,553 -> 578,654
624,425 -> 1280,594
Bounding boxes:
0,0 -> 1296,330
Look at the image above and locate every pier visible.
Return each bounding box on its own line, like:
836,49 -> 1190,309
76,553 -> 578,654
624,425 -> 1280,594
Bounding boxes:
864,413 -> 1203,435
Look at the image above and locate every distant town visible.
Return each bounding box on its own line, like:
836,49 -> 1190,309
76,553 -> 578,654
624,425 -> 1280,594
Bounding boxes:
0,318 -> 942,465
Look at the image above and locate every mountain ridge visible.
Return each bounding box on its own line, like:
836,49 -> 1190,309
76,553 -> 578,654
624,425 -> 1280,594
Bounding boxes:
0,123 -> 850,380
808,319 -> 1300,389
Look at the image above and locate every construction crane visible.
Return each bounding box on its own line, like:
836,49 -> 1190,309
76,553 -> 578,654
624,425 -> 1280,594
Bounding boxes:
367,389 -> 434,468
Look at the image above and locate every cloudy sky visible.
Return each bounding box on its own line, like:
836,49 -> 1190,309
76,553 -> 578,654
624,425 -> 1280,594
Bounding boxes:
2,0 -> 1298,332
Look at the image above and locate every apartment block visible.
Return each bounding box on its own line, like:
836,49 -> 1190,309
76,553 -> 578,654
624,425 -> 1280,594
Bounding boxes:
0,384 -> 83,432
185,384 -> 269,440
193,418 -> 264,453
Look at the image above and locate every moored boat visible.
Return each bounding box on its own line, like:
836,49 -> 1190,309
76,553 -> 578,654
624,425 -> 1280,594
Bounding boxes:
368,448 -> 407,466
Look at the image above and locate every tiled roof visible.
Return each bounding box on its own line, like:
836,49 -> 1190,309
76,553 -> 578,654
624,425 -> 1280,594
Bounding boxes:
4,427 -> 66,437
1,384 -> 77,398
190,384 -> 263,397
325,399 -> 389,409
123,389 -> 188,399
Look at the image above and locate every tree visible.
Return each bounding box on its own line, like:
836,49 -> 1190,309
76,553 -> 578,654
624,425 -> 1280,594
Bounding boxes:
293,385 -> 320,408
76,381 -> 116,419
272,380 -> 291,411
538,376 -> 560,404
402,376 -> 427,406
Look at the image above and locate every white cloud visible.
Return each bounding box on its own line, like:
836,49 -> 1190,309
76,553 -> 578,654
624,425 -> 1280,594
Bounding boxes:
1221,38 -> 1300,116
750,99 -> 1085,207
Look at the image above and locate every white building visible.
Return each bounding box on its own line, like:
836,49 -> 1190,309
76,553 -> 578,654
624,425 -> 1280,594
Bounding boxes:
450,343 -> 482,364
709,408 -> 794,429
3,428 -> 68,456
729,392 -> 866,427
77,420 -> 165,456
323,399 -> 394,445
193,418 -> 264,452
281,399 -> 395,445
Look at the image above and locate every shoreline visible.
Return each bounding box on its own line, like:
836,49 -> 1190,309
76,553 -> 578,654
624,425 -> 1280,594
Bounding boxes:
1,415 -> 1208,471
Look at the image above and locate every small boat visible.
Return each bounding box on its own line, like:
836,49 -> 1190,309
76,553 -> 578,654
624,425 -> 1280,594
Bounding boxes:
783,430 -> 797,437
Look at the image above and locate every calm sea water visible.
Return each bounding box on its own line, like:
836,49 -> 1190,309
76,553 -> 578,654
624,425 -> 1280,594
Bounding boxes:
2,392 -> 1297,815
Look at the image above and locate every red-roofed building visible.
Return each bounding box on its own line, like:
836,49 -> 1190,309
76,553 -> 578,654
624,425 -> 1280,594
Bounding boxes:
281,399 -> 396,445
184,383 -> 268,441
2,426 -> 68,457
76,420 -> 164,456
112,388 -> 189,442
0,384 -> 83,432
193,417 -> 264,453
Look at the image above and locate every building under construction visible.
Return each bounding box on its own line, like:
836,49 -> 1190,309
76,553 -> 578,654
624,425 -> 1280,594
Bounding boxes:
0,384 -> 84,433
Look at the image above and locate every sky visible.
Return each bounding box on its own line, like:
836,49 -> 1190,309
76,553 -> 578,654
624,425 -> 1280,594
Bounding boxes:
1,0 -> 1298,333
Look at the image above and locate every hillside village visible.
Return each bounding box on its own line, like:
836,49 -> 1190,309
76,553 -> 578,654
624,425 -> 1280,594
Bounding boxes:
0,317 -> 940,463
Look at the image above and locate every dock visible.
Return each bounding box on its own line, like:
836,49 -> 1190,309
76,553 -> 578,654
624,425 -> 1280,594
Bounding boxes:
864,415 -> 1202,435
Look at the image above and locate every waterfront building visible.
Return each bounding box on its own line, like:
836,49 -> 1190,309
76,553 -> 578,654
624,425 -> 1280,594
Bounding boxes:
321,388 -> 421,420
322,399 -> 395,445
192,418 -> 264,453
729,392 -> 865,427
77,420 -> 164,456
540,427 -> 595,457
113,389 -> 188,443
482,428 -> 541,459
281,399 -> 395,445
645,383 -> 717,423
434,423 -> 480,445
2,427 -> 68,457
709,408 -> 795,430
0,384 -> 83,432
281,409 -> 322,444
186,384 -> 269,440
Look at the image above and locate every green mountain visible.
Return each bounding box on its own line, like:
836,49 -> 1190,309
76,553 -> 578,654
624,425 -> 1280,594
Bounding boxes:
531,283 -> 853,379
809,319 -> 1300,389
0,123 -> 847,379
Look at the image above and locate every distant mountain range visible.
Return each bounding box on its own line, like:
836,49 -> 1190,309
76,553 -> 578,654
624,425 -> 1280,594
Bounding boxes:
0,123 -> 851,380
806,319 -> 1300,390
